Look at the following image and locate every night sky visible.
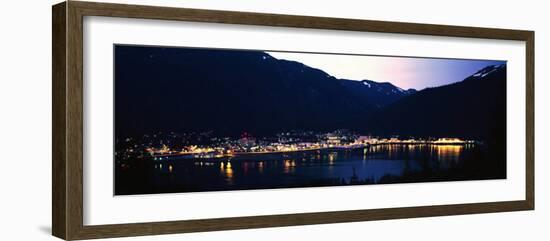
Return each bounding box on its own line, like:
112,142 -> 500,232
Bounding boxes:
268,51 -> 505,90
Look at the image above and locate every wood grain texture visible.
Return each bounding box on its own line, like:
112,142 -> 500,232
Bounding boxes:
51,1 -> 535,240
52,2 -> 67,239
71,1 -> 533,40
525,32 -> 535,209
74,201 -> 530,240
66,2 -> 85,240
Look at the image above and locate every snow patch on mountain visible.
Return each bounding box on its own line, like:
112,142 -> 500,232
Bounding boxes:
473,64 -> 505,78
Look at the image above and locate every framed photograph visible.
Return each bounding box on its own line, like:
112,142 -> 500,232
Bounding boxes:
52,1 -> 534,240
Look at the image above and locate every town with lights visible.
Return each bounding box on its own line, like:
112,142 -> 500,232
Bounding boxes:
115,130 -> 476,162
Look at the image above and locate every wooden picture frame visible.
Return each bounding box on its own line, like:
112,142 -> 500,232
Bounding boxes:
52,1 -> 534,240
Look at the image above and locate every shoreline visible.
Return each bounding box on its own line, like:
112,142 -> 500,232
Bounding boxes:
151,141 -> 475,161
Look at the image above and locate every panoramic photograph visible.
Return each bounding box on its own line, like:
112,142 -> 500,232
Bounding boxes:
114,45 -> 507,195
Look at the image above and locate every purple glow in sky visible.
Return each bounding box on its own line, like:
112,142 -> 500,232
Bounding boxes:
267,51 -> 505,90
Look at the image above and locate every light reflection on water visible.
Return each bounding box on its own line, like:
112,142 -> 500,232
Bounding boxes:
433,145 -> 463,162
145,144 -> 479,192
225,161 -> 233,179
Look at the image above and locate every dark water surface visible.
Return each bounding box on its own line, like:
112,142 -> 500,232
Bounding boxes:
115,144 -> 505,195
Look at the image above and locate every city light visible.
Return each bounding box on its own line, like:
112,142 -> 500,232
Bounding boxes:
116,130 -> 478,162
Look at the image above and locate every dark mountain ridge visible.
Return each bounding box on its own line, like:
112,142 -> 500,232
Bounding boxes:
340,79 -> 416,108
365,64 -> 506,139
115,45 -> 505,142
115,46 -> 416,137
